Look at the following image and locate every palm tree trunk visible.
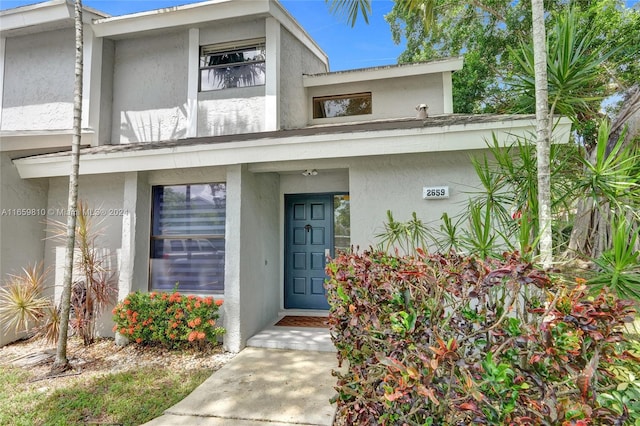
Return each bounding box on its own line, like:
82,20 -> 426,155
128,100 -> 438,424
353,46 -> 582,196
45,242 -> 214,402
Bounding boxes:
531,0 -> 552,269
51,0 -> 83,374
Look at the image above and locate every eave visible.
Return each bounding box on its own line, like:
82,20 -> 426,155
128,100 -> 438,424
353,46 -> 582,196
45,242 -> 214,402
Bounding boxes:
303,57 -> 464,87
13,115 -> 572,179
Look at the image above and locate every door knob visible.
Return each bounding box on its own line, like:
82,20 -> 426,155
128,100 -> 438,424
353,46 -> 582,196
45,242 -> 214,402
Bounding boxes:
304,224 -> 312,232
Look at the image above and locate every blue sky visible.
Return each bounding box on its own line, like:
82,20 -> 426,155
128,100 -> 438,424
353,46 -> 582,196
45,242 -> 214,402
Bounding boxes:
0,0 -> 406,71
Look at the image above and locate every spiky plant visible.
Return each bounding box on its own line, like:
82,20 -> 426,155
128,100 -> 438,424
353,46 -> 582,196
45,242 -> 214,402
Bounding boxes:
47,200 -> 117,345
0,263 -> 51,335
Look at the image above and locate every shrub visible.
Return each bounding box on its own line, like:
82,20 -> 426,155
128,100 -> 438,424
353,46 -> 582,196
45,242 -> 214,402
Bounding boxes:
112,291 -> 225,348
325,250 -> 638,425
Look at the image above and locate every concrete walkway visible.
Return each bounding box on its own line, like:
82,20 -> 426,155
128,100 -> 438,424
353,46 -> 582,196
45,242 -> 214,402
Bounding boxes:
142,347 -> 338,426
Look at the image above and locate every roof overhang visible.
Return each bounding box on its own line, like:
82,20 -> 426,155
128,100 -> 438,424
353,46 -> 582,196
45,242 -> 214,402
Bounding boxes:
13,116 -> 572,179
0,0 -> 107,36
303,57 -> 464,87
0,129 -> 94,152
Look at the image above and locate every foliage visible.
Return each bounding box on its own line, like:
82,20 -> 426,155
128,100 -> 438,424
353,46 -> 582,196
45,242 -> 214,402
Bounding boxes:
414,134 -> 575,260
385,0 -> 639,118
325,0 -> 372,26
572,121 -> 640,217
48,200 -> 118,345
598,338 -> 640,425
0,263 -> 51,336
0,362 -> 211,426
375,210 -> 433,255
326,250 -> 638,425
510,7 -> 619,136
112,290 -> 225,348
588,216 -> 640,301
0,264 -> 60,344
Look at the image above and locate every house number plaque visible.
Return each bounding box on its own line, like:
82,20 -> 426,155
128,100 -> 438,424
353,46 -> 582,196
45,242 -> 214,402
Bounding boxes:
422,186 -> 450,199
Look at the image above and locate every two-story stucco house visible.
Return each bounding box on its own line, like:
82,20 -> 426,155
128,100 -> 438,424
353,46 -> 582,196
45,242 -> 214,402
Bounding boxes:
0,0 -> 570,351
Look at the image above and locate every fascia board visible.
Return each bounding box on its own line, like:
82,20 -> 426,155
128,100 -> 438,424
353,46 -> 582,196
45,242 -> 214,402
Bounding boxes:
92,0 -> 270,38
0,0 -> 72,33
303,57 -> 464,87
13,117 -> 571,179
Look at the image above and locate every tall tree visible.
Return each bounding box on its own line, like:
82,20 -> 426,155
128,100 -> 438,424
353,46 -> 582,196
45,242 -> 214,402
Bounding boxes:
51,0 -> 83,374
530,0 -> 552,268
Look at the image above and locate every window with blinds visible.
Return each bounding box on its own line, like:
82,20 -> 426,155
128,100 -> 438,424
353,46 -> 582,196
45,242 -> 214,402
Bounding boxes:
150,183 -> 226,293
199,39 -> 266,91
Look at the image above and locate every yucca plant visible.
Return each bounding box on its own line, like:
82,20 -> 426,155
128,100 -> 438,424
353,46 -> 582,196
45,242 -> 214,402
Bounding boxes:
376,210 -> 435,256
0,263 -> 52,336
47,200 -> 117,345
588,216 -> 640,302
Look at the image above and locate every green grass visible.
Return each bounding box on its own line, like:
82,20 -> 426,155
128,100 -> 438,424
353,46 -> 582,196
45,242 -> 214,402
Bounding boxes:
0,365 -> 212,426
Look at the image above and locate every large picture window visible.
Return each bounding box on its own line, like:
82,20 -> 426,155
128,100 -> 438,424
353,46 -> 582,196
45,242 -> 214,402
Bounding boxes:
150,183 -> 226,294
199,40 -> 266,91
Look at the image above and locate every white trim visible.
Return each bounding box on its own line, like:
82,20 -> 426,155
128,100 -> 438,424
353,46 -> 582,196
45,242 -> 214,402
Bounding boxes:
13,117 -> 573,178
186,28 -> 199,138
303,57 -> 464,87
82,24 -> 103,146
92,0 -> 269,39
265,17 -> 280,131
443,71 -> 453,114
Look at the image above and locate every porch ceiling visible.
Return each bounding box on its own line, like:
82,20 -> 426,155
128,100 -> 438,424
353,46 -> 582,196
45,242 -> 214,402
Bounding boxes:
12,114 -> 572,179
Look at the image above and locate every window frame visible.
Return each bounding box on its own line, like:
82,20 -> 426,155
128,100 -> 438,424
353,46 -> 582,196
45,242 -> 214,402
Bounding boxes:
199,39 -> 266,92
149,183 -> 226,294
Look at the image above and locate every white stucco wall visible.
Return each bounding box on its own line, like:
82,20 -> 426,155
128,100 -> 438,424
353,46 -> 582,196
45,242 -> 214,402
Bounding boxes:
0,152 -> 49,346
224,165 -> 280,352
1,28 -> 75,131
279,26 -> 328,130
197,88 -> 266,136
43,174 -> 124,314
111,31 -> 188,144
348,151 -> 481,249
307,73 -> 444,125
279,170 -> 349,196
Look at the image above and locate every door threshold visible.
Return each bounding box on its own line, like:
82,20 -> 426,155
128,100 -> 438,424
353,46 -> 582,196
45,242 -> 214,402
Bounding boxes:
278,309 -> 329,317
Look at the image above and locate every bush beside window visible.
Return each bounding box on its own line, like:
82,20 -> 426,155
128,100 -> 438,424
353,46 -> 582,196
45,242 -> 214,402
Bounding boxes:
112,291 -> 225,348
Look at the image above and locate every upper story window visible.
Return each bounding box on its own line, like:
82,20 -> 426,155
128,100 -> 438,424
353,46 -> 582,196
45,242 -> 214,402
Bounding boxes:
199,39 -> 266,91
313,92 -> 372,119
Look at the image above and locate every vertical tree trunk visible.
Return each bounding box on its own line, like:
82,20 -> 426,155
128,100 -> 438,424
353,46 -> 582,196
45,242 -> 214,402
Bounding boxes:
531,0 -> 552,269
51,0 -> 83,374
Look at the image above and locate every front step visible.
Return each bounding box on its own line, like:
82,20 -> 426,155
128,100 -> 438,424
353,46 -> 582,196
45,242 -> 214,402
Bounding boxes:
247,326 -> 335,352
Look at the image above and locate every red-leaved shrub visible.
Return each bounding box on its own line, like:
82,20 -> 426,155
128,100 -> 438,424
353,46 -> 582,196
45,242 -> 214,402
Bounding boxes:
325,250 -> 637,425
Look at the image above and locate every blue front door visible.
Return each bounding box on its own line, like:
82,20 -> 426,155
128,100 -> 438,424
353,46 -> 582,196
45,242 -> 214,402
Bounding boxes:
284,194 -> 332,310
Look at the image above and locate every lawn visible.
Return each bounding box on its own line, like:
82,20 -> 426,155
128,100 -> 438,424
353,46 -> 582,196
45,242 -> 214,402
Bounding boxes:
0,337 -> 231,426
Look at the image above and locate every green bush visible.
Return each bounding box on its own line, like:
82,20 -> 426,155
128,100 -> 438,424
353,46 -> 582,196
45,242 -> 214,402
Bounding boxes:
325,250 -> 638,425
112,290 -> 225,348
